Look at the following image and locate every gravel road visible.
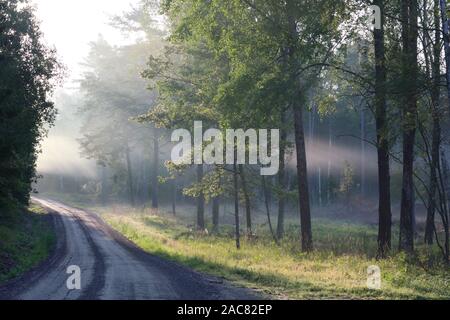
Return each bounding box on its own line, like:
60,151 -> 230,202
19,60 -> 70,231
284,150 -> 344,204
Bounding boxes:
0,198 -> 259,300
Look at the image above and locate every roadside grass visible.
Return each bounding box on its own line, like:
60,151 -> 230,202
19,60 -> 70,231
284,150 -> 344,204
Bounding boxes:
0,204 -> 56,283
95,206 -> 449,300
35,193 -> 450,299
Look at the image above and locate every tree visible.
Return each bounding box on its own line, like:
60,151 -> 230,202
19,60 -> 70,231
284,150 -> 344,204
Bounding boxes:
78,38 -> 156,206
233,160 -> 241,249
399,0 -> 419,254
142,38 -> 227,230
196,164 -> 205,230
282,0 -> 347,252
151,129 -> 160,208
439,0 -> 450,118
373,0 -> 392,258
238,165 -> 252,236
0,0 -> 60,210
212,195 -> 220,232
424,0 -> 442,245
340,161 -> 355,208
277,116 -> 289,239
152,0 -> 347,252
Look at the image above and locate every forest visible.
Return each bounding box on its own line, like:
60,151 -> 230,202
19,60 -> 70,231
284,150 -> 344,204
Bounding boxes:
1,0 -> 450,300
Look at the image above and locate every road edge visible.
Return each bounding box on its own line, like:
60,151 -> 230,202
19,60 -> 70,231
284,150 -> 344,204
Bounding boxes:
0,204 -> 67,300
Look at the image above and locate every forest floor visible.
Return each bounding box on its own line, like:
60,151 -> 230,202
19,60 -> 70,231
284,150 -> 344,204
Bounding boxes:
40,193 -> 450,300
0,204 -> 56,284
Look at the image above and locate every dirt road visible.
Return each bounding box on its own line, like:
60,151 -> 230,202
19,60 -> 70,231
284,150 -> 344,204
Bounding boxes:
0,198 -> 259,300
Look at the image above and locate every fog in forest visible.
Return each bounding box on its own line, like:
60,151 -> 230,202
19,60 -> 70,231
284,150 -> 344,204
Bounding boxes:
32,0 -> 416,224
27,0 -> 450,254
3,0 -> 450,300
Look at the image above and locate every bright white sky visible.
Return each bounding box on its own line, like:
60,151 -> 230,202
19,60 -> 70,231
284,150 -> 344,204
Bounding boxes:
33,0 -> 142,175
32,0 -> 140,88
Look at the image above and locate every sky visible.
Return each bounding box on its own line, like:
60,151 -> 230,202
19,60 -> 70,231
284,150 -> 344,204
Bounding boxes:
33,0 -> 141,176
32,0 -> 140,88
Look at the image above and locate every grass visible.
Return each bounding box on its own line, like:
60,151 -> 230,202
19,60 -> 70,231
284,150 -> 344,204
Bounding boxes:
0,204 -> 56,283
92,205 -> 449,300
35,192 -> 450,299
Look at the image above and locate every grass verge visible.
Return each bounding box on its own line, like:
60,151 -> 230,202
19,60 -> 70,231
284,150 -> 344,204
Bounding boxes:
36,193 -> 450,300
96,206 -> 449,300
0,203 -> 56,283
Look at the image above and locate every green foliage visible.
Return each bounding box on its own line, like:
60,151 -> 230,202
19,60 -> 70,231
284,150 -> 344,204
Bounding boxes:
141,0 -> 351,204
182,167 -> 225,201
0,204 -> 55,283
0,0 -> 61,210
78,37 -> 155,165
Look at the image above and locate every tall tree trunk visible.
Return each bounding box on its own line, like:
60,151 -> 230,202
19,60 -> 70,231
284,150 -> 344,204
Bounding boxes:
196,164 -> 205,230
308,106 -> 317,207
439,151 -> 450,263
360,106 -> 366,197
277,115 -> 288,239
399,0 -> 418,254
359,42 -> 369,197
440,152 -> 450,259
239,165 -> 252,235
318,167 -> 322,207
172,179 -> 177,216
212,196 -> 220,233
439,0 -> 450,118
141,160 -> 149,204
151,135 -> 159,209
374,0 -> 392,258
425,111 -> 440,246
263,176 -> 279,244
101,165 -> 107,205
425,0 -> 442,245
233,162 -> 241,249
294,104 -> 313,252
327,117 -> 333,206
287,0 -> 313,252
125,142 -> 135,207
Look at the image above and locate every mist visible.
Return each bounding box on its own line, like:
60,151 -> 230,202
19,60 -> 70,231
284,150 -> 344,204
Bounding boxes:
3,0 -> 449,301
